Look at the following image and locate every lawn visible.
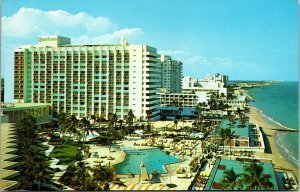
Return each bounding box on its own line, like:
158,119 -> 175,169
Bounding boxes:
49,142 -> 81,165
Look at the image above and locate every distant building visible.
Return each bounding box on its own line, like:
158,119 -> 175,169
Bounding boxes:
222,96 -> 247,111
1,78 -> 4,102
182,73 -> 228,96
160,55 -> 182,93
14,35 -> 163,120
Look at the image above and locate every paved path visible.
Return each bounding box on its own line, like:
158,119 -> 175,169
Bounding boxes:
42,141 -> 74,190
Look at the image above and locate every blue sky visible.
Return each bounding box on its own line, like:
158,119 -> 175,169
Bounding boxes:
1,0 -> 299,102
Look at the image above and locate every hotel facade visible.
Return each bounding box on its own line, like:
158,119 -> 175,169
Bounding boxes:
158,73 -> 229,108
14,35 -> 171,120
160,55 -> 182,93
182,73 -> 228,96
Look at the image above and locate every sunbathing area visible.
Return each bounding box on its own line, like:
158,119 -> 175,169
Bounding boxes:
81,133 -> 204,190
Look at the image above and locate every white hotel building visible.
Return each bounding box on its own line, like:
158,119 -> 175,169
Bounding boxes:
160,55 -> 182,93
14,35 -> 163,120
182,73 -> 228,96
158,73 -> 229,107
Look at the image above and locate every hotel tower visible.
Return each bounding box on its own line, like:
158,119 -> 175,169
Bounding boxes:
14,35 -> 168,120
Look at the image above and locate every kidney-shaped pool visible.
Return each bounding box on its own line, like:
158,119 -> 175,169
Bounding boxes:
114,148 -> 180,174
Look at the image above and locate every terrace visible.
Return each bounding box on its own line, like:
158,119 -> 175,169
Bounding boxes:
204,159 -> 279,190
209,119 -> 265,153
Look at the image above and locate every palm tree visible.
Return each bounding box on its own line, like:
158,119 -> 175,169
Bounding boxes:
174,120 -> 178,130
16,116 -> 52,190
146,110 -> 152,132
236,108 -> 242,119
34,160 -> 49,190
90,114 -> 97,130
58,112 -> 67,140
93,162 -> 114,190
118,119 -> 124,131
126,109 -> 135,133
241,163 -> 274,190
221,168 -> 242,190
219,128 -> 228,154
198,114 -> 204,131
224,128 -> 236,160
63,114 -> 79,143
220,92 -> 226,99
96,114 -> 106,131
79,117 -> 92,144
70,161 -> 96,190
108,112 -> 118,134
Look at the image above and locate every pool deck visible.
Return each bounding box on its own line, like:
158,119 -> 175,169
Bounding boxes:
84,137 -> 204,190
83,144 -> 126,168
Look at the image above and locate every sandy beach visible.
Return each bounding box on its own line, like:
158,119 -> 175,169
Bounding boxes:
248,105 -> 298,180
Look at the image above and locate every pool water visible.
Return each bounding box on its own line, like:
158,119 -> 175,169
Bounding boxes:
114,148 -> 180,174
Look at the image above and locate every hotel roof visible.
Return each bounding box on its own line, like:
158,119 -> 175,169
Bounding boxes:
2,103 -> 50,111
219,119 -> 250,137
205,159 -> 279,190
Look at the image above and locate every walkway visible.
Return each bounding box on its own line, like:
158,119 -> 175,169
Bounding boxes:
42,141 -> 74,190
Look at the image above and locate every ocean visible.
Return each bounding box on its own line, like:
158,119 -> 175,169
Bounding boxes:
247,81 -> 299,167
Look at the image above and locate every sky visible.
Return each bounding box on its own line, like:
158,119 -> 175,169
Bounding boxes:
1,0 -> 299,102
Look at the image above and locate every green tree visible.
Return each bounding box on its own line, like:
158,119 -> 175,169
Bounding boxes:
96,114 -> 107,132
70,161 -> 97,190
64,114 -> 79,143
78,117 -> 92,144
146,110 -> 152,132
221,168 -> 242,190
93,162 -> 114,190
241,163 -> 274,190
58,112 -> 67,140
90,114 -> 96,130
224,128 -> 236,160
126,109 -> 135,133
108,112 -> 118,134
174,120 -> 178,130
219,128 -> 228,154
198,114 -> 204,131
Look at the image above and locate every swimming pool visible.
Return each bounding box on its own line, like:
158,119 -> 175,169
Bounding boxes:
114,148 -> 180,174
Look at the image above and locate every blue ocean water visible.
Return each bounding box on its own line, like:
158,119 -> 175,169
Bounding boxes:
247,81 -> 299,167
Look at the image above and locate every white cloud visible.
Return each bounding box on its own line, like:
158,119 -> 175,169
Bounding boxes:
2,7 -> 144,44
2,7 -> 119,38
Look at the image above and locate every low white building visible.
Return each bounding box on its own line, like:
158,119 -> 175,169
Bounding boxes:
182,73 -> 228,96
222,96 -> 247,110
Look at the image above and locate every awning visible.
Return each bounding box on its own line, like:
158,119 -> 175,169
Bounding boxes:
109,183 -> 171,190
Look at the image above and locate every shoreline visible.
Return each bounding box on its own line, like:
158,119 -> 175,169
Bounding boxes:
250,105 -> 298,132
247,105 -> 298,180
